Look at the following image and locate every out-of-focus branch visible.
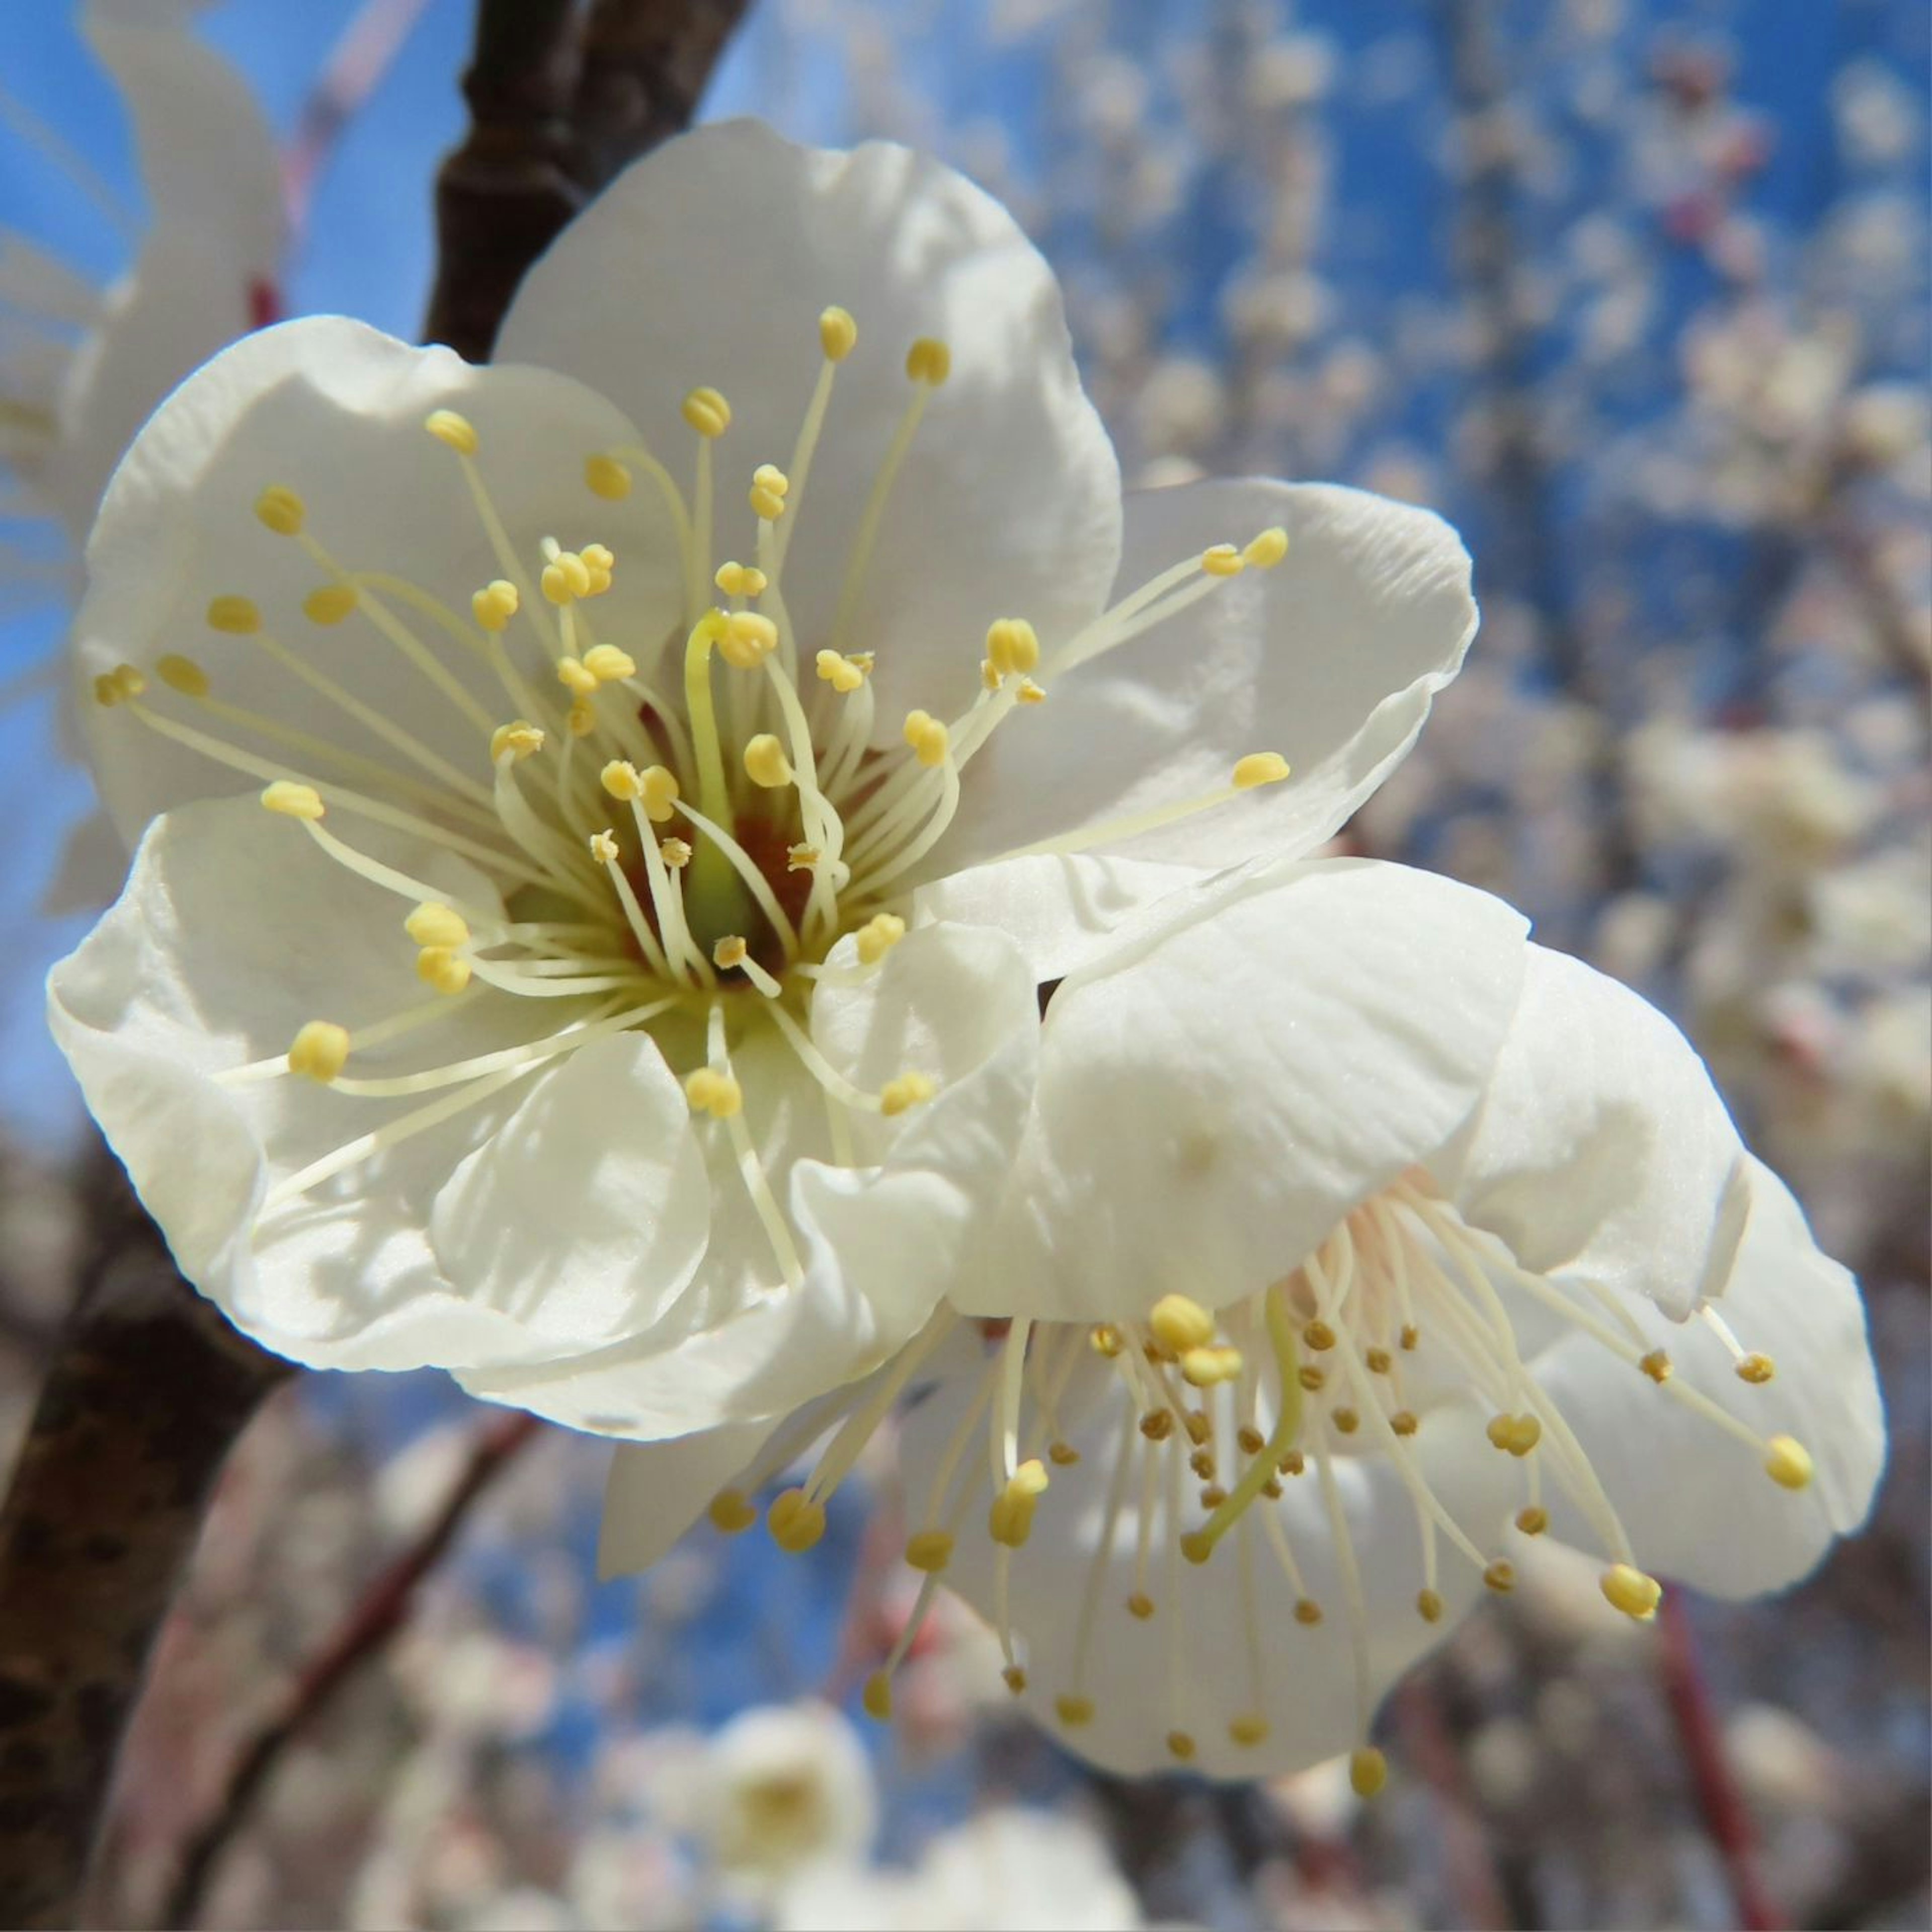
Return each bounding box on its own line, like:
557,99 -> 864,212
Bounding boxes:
162,1411 -> 540,1929
0,1154 -> 290,1931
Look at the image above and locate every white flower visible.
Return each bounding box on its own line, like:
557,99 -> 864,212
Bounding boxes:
693,1700 -> 877,1884
52,122 -> 1475,1459
882,860 -> 1886,1785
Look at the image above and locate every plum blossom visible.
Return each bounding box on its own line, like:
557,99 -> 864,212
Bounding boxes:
51,122 -> 1475,1452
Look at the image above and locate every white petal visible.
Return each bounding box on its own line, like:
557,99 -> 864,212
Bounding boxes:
970,859 -> 1528,1323
1531,1158 -> 1885,1597
597,1420 -> 773,1580
1443,944 -> 1750,1321
495,120 -> 1121,726
74,316 -> 683,845
933,481 -> 1477,877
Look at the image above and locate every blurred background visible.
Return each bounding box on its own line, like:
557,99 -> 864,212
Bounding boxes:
0,1 -> 1925,1926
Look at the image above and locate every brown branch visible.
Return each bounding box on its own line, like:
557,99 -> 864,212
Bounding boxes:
162,1410 -> 541,1929
1656,1594 -> 1782,1932
0,1153 -> 290,1931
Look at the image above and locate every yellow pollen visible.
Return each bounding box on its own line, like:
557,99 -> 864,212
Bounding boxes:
583,642 -> 635,682
786,844 -> 820,872
1232,751 -> 1292,789
1293,1597 -> 1324,1626
980,659 -> 1001,693
743,734 -> 793,789
880,1072 -> 937,1117
584,454 -> 632,500
1737,1353 -> 1777,1385
1166,1731 -> 1196,1762
985,617 -> 1041,679
854,913 -> 906,966
905,337 -> 951,385
541,552 -> 592,605
589,830 -> 620,864
685,1068 -> 744,1120
639,766 -> 680,823
1148,1294 -> 1216,1354
155,654 -> 209,697
904,1530 -> 954,1573
1487,1414 -> 1542,1457
988,1458 -> 1050,1548
1391,1411 -> 1419,1437
1639,1349 -> 1673,1384
302,584 -> 358,626
1303,1320 -> 1337,1351
1483,1559 -> 1516,1594
819,305 -> 858,361
707,1490 -> 755,1534
1515,1506 -> 1550,1536
718,610 -> 779,670
1090,1325 -> 1124,1358
814,649 -> 867,693
902,708 -> 950,767
568,701 -> 596,736
1015,678 -> 1047,704
261,780 -> 325,820
600,760 -> 642,801
714,560 -> 767,598
1416,1589 -> 1444,1623
1001,1665 -> 1027,1695
659,837 -> 692,868
207,595 -> 261,636
417,947 -> 472,995
713,936 -> 750,971
492,720 -> 544,762
425,409 -> 478,454
1765,1435 -> 1813,1490
681,386 -> 731,438
1243,526 -> 1290,568
861,1673 -> 893,1721
749,462 -> 790,521
766,1488 -> 825,1553
472,581 -> 519,631
1180,1345 -> 1243,1388
1600,1564 -> 1663,1621
1230,1715 -> 1270,1748
1201,543 -> 1245,578
1349,1748 -> 1389,1799
254,485 -> 305,535
286,1020 -> 349,1084
557,656 -> 599,697
1055,1695 -> 1094,1728
405,903 -> 469,948
1126,1591 -> 1155,1621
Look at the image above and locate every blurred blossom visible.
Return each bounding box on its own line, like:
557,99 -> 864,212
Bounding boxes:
694,1701 -> 877,1885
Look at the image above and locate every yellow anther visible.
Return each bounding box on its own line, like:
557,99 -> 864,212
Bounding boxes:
1600,1564 -> 1663,1621
568,700 -> 597,737
681,386 -> 731,438
1416,1589 -> 1444,1623
717,609 -> 779,670
1515,1507 -> 1550,1536
1765,1435 -> 1813,1491
1483,1559 -> 1517,1594
286,1020 -> 349,1084
557,656 -> 600,697
1298,1365 -> 1327,1393
905,337 -> 951,385
406,903 -> 470,948
1140,1410 -> 1173,1442
584,455 -> 632,501
786,844 -> 821,872
301,584 -> 358,627
1487,1414 -> 1541,1457
813,649 -> 868,693
1333,1408 -> 1361,1435
1236,1426 -> 1266,1457
1180,1345 -> 1243,1388
1290,1597 -> 1323,1626
1303,1320 -> 1337,1352
416,947 -> 472,995
600,760 -> 642,801
1055,1695 -> 1094,1728
1089,1324 -> 1124,1359
684,1068 -> 744,1120
1183,1411 -> 1211,1446
712,936 -> 750,971
1166,1731 -> 1196,1763
206,595 -> 261,635
1400,1324 -> 1421,1350
1391,1411 -> 1419,1437
984,617 -> 1041,679
1201,542 -> 1245,578
155,654 -> 209,697
1243,526 -> 1290,569
1015,678 -> 1048,705
1189,1448 -> 1216,1480
1233,751 -> 1292,789
425,409 -> 478,454
491,720 -> 544,762
1198,1484 -> 1228,1509
1365,1347 -> 1393,1374
1178,1530 -> 1212,1566
639,766 -> 681,824
1001,1665 -> 1027,1695
743,734 -> 793,790
854,913 -> 906,966
904,1530 -> 955,1573
1737,1353 -> 1777,1385
92,672 -> 121,707
861,1672 -> 893,1721
589,830 -> 621,864
980,658 -> 1001,693
819,305 -> 858,361
254,485 -> 305,535
1349,1748 -> 1389,1799
766,1487 -> 825,1553
707,1489 -> 755,1534
1230,1714 -> 1270,1748
1278,1450 -> 1306,1477
583,643 -> 634,683
472,581 -> 519,631
1148,1294 -> 1217,1355
1260,1476 -> 1284,1499
659,837 -> 692,868
541,551 -> 592,605
1639,1349 -> 1673,1384
1048,1440 -> 1079,1467
714,560 -> 768,599
987,1459 -> 1049,1549
1126,1591 -> 1156,1620
748,462 -> 790,521
261,780 -> 324,820
880,1072 -> 937,1117
902,708 -> 950,767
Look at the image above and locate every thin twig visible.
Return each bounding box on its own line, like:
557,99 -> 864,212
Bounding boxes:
1656,1594 -> 1783,1932
162,1410 -> 542,1929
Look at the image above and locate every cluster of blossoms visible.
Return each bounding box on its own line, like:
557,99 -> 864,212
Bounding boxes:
51,121 -> 1882,1794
